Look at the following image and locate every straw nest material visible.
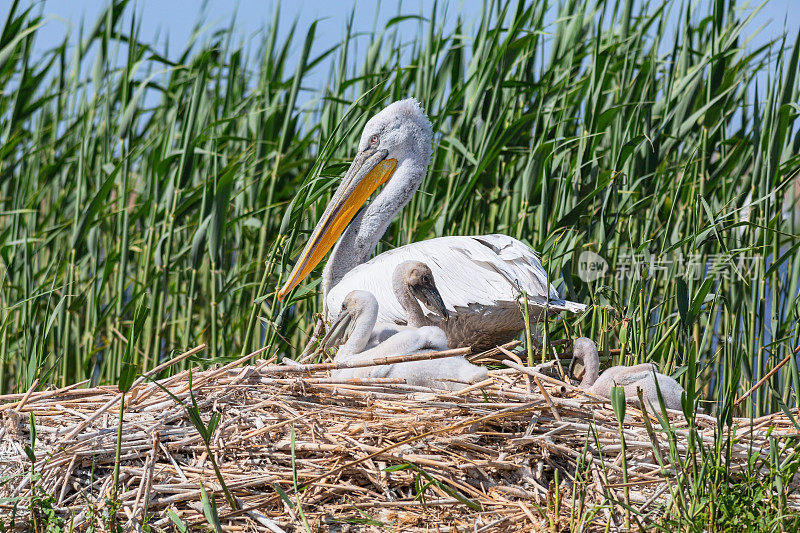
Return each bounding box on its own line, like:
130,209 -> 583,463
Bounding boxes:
1,341 -> 798,532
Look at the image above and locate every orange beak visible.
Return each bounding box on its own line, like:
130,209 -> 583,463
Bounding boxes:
277,152 -> 397,301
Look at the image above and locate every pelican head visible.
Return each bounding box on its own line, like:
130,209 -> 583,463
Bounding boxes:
393,260 -> 449,319
321,290 -> 379,349
278,99 -> 433,300
569,337 -> 600,387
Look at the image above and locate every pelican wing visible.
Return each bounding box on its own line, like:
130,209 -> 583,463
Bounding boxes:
326,234 -> 585,323
596,363 -> 660,388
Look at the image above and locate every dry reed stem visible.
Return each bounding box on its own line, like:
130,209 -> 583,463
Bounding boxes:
735,344 -> 800,407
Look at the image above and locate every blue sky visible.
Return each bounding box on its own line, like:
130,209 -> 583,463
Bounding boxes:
23,0 -> 800,99
29,1 -> 800,50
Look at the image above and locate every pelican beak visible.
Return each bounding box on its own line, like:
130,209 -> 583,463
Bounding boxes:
277,149 -> 398,301
321,309 -> 355,349
411,282 -> 450,320
569,357 -> 585,381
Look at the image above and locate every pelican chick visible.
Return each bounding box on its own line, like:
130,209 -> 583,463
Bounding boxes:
571,337 -> 684,411
385,261 -> 532,349
366,260 -> 450,349
324,291 -> 487,390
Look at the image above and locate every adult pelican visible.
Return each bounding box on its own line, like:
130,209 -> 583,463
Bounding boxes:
278,98 -> 585,350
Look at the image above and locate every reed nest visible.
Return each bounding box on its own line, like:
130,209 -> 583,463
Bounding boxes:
1,342 -> 798,532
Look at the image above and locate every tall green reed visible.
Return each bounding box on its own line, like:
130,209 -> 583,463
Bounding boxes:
0,0 -> 797,427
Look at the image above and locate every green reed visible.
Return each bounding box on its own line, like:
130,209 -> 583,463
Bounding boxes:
2,0 -> 799,408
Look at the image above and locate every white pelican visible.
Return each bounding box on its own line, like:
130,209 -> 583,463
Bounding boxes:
324,290 -> 487,390
570,337 -> 684,411
278,98 -> 586,350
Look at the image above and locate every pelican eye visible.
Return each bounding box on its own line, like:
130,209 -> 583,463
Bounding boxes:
369,133 -> 380,145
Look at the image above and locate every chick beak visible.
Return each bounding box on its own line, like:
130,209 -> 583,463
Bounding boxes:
320,310 -> 355,350
411,282 -> 450,320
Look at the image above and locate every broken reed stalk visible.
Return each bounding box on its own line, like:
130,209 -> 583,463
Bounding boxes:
735,344 -> 800,407
295,315 -> 326,364
132,343 -> 208,389
533,375 -> 562,422
501,356 -> 578,392
258,346 -> 471,374
13,378 -> 39,414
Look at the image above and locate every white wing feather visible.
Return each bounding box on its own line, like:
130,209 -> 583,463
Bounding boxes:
326,234 -> 584,322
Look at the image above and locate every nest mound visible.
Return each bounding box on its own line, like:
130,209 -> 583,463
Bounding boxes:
1,343 -> 798,531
